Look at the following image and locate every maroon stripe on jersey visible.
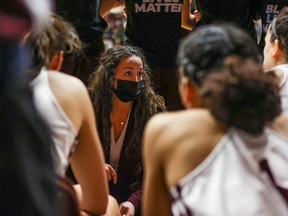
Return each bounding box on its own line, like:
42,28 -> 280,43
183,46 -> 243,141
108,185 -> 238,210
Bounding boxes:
171,185 -> 194,216
260,159 -> 288,204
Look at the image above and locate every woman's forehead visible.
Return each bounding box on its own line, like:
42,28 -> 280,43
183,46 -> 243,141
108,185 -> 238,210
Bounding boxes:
117,56 -> 143,68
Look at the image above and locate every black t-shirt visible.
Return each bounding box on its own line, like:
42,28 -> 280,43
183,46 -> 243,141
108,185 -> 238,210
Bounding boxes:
195,0 -> 258,41
124,0 -> 184,68
257,0 -> 288,53
55,0 -> 108,54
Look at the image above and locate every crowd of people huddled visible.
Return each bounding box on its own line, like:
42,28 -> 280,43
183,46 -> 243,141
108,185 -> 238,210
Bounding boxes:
1,0 -> 288,216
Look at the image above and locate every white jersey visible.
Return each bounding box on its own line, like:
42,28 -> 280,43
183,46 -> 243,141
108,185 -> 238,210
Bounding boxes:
275,64 -> 288,114
169,128 -> 288,216
266,128 -> 288,189
30,68 -> 77,177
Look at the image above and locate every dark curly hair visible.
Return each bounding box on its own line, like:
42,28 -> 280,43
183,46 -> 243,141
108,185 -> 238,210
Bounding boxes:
178,24 -> 281,134
89,45 -> 166,156
202,57 -> 281,134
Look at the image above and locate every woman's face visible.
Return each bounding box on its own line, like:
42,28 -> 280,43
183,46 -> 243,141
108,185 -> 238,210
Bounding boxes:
113,56 -> 144,88
263,27 -> 277,70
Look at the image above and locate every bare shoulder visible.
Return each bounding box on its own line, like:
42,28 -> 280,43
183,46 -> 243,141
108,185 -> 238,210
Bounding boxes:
146,109 -> 220,138
144,109 -> 221,157
269,114 -> 288,140
48,70 -> 87,95
144,111 -> 192,144
47,71 -> 91,131
47,70 -> 91,108
144,109 -> 226,187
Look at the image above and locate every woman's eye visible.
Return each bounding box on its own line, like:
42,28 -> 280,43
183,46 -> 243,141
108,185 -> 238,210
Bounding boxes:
137,72 -> 143,77
124,71 -> 132,76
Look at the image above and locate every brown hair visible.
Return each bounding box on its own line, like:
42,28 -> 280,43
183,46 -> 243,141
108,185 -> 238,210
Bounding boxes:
201,57 -> 281,134
22,13 -> 83,78
89,45 -> 166,155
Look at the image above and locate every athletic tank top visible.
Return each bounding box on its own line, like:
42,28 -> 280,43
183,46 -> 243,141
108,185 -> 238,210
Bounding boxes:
170,128 -> 288,216
30,68 -> 78,177
275,64 -> 288,114
124,0 -> 183,68
266,128 -> 288,189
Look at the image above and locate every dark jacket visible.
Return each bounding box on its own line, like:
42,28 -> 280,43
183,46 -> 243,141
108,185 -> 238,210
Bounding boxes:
104,105 -> 143,214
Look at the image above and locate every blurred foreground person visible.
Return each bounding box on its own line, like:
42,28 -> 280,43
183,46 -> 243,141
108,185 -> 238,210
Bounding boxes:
142,24 -> 288,216
0,0 -> 59,215
24,13 -> 120,216
262,8 -> 288,200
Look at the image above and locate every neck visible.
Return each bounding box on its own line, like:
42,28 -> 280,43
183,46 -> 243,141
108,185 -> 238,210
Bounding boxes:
111,94 -> 133,125
272,67 -> 286,87
276,56 -> 288,65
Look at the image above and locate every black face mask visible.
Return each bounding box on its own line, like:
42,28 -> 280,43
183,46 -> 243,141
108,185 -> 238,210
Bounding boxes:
113,79 -> 145,103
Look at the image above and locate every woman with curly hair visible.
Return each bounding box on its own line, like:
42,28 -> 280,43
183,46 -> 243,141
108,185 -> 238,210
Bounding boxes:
89,45 -> 166,216
142,24 -> 288,216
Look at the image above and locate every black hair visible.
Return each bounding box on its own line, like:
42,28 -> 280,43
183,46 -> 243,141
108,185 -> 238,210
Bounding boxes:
177,24 -> 261,86
177,24 -> 281,134
202,57 -> 281,134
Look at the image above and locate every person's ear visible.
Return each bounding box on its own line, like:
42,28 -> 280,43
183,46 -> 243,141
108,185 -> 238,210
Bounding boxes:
272,39 -> 282,60
178,68 -> 189,107
51,51 -> 64,71
180,75 -> 198,108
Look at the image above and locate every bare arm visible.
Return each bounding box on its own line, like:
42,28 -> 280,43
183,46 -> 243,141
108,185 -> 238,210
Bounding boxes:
70,82 -> 108,215
181,0 -> 197,30
142,115 -> 173,216
100,0 -> 125,17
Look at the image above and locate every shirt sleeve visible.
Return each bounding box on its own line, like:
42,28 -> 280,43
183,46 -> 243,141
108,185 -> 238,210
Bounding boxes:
127,188 -> 142,209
